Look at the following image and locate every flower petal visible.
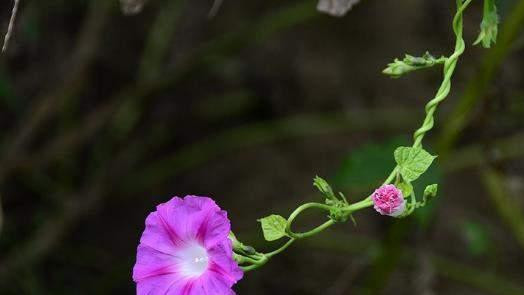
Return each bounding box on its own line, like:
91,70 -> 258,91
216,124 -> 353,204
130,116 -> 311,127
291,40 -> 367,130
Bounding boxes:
139,207 -> 185,255
190,274 -> 236,295
136,273 -> 186,295
157,196 -> 230,248
207,239 -> 243,285
133,244 -> 179,282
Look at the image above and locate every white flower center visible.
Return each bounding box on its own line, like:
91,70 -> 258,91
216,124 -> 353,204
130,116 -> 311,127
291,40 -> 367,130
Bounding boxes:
178,243 -> 209,278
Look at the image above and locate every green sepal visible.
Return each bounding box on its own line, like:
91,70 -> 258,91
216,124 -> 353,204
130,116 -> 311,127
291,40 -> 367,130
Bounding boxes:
313,176 -> 336,201
396,181 -> 413,197
229,232 -> 256,255
349,214 -> 357,226
328,204 -> 349,223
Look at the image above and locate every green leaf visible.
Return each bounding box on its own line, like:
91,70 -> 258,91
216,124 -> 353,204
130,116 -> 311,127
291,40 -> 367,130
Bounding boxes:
313,176 -> 335,200
258,215 -> 288,241
423,184 -> 438,198
394,147 -> 437,182
397,182 -> 413,197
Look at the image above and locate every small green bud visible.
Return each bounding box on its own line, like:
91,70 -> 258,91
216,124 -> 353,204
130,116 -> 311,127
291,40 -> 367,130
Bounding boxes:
383,52 -> 446,78
229,232 -> 256,255
474,0 -> 498,48
313,176 -> 336,201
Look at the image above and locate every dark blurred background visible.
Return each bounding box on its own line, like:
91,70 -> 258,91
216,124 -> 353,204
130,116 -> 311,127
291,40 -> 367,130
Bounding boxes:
1,0 -> 524,294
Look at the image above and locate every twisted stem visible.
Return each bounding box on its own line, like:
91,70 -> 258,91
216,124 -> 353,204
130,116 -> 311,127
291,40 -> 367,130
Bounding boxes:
413,0 -> 472,148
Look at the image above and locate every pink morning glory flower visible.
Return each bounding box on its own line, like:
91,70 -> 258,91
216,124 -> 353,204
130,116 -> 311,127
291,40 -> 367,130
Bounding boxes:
133,195 -> 243,294
371,184 -> 406,217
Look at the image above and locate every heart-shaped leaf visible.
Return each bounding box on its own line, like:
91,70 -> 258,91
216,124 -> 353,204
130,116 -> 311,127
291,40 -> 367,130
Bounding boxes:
394,147 -> 436,182
258,215 -> 288,241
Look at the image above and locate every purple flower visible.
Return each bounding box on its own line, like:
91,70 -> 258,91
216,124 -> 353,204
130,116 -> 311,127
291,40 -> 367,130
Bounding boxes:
372,184 -> 406,217
133,196 -> 243,294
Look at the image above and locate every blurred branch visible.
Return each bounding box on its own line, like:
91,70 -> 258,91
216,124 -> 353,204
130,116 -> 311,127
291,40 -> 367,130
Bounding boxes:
131,120 -> 524,196
481,167 -> 524,250
413,249 -> 436,295
0,1 -> 321,282
441,132 -> 524,172
13,108 -> 414,182
138,0 -> 185,82
0,141 -> 142,281
361,221 -> 408,295
432,254 -> 524,295
2,0 -> 20,53
2,122 -> 524,283
326,257 -> 369,295
437,0 -> 524,155
0,0 -> 114,181
0,183 -> 104,280
14,0 -> 187,173
7,1 -> 320,176
0,0 -> 187,275
130,109 -> 415,192
20,95 -> 524,182
0,194 -> 3,237
302,232 -> 524,295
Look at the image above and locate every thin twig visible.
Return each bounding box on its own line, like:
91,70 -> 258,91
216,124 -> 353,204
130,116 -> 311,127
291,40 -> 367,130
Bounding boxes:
0,141 -> 139,281
481,167 -> 524,250
327,257 -> 369,295
2,0 -> 20,52
1,0 -> 320,180
139,0 -> 184,82
304,233 -> 524,295
0,0 -> 112,181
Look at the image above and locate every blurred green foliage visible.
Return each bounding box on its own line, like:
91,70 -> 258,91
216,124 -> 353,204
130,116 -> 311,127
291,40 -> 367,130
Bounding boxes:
462,220 -> 492,256
334,137 -> 407,191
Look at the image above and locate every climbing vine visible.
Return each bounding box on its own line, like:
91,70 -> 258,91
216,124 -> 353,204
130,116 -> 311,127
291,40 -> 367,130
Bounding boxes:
231,0 -> 498,272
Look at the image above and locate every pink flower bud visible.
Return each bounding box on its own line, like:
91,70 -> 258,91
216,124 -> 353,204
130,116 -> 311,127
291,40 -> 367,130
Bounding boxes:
372,184 -> 406,217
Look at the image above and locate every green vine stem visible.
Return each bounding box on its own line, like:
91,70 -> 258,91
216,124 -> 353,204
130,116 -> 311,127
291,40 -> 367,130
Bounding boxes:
234,0 -> 475,272
286,203 -> 334,239
413,0 -> 471,148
